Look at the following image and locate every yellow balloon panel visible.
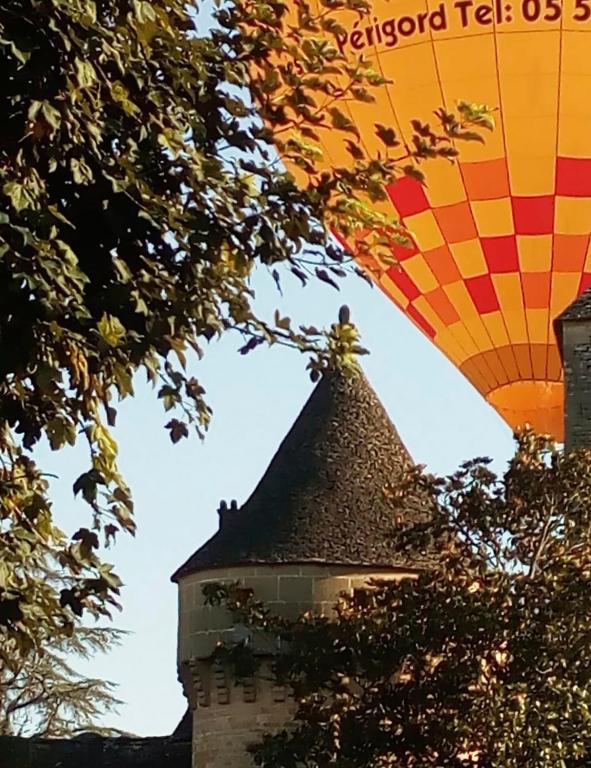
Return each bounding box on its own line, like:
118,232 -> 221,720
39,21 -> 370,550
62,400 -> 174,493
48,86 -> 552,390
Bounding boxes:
301,0 -> 591,439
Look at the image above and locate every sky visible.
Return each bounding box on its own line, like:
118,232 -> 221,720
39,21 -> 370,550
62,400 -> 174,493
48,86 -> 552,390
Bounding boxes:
32,263 -> 516,737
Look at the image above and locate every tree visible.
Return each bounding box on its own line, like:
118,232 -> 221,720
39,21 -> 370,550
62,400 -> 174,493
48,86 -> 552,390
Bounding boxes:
0,0 -> 490,661
214,433 -> 591,768
0,626 -> 123,737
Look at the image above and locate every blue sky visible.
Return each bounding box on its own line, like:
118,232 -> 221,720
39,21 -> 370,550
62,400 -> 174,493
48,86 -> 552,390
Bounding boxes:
34,264 -> 515,736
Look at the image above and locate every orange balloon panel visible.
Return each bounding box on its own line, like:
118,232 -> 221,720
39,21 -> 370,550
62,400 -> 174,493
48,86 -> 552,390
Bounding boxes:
289,0 -> 591,439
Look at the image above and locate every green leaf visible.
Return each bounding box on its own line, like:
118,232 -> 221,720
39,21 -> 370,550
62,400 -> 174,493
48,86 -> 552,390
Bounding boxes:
315,268 -> 340,290
329,108 -> 359,136
74,58 -> 96,89
73,470 -> 103,504
165,418 -> 189,443
274,309 -> 291,330
97,313 -> 126,348
45,417 -> 77,450
375,123 -> 399,148
345,140 -> 365,161
3,181 -> 26,212
41,101 -> 61,131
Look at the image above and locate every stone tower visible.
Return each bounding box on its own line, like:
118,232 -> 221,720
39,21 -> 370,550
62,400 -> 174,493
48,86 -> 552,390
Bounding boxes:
556,288 -> 591,450
172,369 -> 433,768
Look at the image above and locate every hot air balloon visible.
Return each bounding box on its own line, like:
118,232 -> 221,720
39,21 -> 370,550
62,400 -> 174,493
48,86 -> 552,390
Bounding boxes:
281,0 -> 591,439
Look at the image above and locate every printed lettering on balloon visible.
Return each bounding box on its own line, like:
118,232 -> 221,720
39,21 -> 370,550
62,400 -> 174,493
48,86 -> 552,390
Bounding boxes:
336,0 -> 589,54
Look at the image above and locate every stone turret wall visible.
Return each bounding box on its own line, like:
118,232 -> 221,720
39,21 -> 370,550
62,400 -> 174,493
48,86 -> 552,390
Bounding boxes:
178,564 -> 413,768
177,564 -> 411,661
180,658 -> 293,768
562,319 -> 591,450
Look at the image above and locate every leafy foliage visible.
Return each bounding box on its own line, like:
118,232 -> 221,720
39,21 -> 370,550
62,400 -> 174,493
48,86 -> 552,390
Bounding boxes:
0,0 -> 490,661
0,625 -> 123,737
215,434 -> 591,768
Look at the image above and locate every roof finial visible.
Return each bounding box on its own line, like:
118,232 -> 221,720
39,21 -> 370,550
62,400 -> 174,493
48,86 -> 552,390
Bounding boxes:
308,305 -> 367,382
338,305 -> 351,325
326,305 -> 367,373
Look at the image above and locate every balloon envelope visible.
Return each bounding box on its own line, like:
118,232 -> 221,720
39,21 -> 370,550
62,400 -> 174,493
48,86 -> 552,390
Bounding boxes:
291,0 -> 591,439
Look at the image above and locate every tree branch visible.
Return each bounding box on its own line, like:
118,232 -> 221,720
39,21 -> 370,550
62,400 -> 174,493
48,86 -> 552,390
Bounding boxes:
529,509 -> 554,578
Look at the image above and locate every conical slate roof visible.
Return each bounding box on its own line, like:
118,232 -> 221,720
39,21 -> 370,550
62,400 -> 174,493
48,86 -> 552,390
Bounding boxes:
172,369 -> 433,580
556,286 -> 591,323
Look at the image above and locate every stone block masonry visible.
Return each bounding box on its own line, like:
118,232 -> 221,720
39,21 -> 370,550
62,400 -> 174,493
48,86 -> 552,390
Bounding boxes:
562,320 -> 591,450
177,564 -> 412,662
187,662 -> 293,768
